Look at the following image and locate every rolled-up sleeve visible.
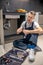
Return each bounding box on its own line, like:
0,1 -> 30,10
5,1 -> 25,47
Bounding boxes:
20,21 -> 26,29
34,22 -> 40,29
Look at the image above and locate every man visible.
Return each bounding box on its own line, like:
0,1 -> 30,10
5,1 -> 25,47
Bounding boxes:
13,11 -> 42,62
17,11 -> 42,44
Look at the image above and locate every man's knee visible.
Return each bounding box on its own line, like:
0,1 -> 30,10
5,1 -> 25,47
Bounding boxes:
29,34 -> 38,44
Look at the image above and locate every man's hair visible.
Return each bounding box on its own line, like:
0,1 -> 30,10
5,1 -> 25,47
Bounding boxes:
29,11 -> 36,16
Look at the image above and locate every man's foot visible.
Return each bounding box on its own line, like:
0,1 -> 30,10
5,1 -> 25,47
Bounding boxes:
28,49 -> 35,62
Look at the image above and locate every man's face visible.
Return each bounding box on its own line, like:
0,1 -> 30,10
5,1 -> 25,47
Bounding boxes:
27,13 -> 35,23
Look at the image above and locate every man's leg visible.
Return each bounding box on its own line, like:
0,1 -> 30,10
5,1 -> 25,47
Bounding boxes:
13,39 -> 27,50
29,34 -> 38,45
27,34 -> 38,62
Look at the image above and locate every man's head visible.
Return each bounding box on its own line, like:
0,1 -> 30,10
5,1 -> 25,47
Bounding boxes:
27,11 -> 36,23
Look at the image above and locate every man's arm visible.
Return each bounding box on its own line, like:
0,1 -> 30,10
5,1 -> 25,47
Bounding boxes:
17,27 -> 23,34
17,21 -> 25,34
23,26 -> 43,34
29,26 -> 43,34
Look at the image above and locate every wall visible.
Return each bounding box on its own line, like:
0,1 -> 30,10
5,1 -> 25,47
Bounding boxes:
38,15 -> 43,28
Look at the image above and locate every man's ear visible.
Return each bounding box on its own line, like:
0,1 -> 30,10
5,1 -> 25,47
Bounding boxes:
33,15 -> 35,19
32,16 -> 35,21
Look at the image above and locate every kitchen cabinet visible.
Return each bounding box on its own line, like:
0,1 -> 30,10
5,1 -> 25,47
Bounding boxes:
0,9 -> 26,48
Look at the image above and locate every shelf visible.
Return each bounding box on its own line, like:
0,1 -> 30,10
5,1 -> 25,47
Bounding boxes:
3,12 -> 26,15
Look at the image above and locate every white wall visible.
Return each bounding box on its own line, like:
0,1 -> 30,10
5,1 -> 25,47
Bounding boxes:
38,15 -> 43,28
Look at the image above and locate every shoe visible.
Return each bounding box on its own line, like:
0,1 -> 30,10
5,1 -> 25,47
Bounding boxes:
28,49 -> 35,62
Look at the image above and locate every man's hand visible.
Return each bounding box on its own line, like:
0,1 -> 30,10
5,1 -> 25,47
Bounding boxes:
23,29 -> 30,35
17,27 -> 23,34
